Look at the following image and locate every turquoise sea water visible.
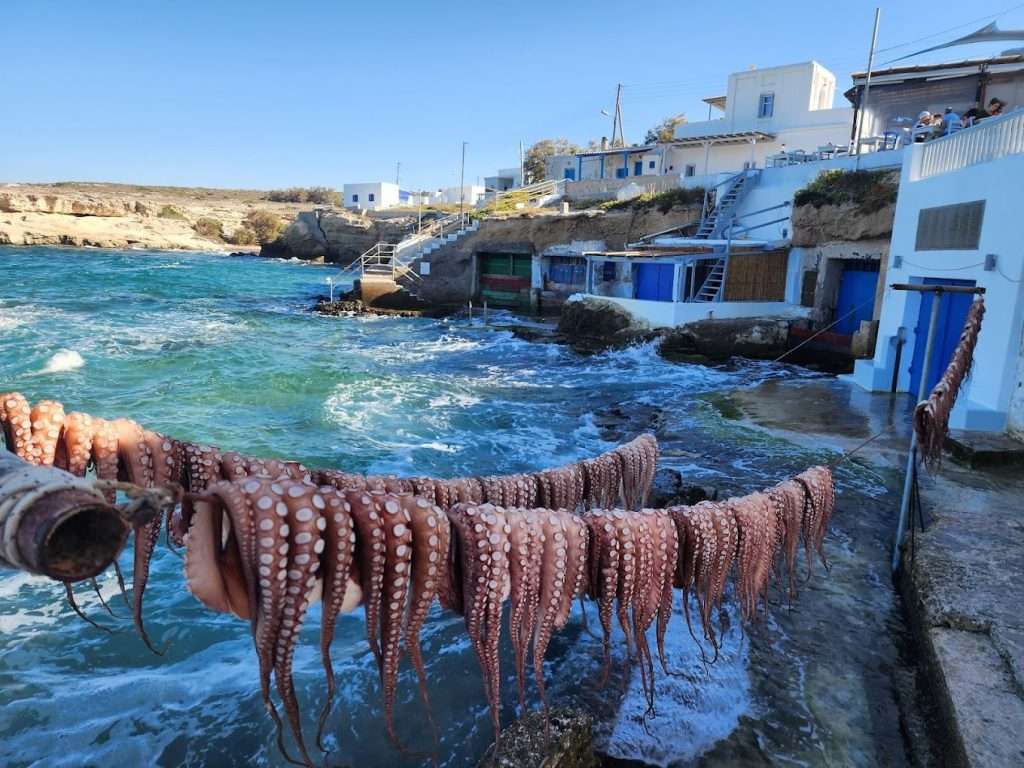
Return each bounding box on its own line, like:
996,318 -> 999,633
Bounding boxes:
0,247 -> 911,767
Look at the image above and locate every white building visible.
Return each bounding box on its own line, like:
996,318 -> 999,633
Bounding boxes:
432,185 -> 486,207
669,61 -> 853,182
851,109 -> 1024,434
484,167 -> 523,192
342,182 -> 400,211
547,61 -> 853,186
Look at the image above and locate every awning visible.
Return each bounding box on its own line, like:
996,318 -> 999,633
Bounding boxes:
576,144 -> 659,157
667,130 -> 775,148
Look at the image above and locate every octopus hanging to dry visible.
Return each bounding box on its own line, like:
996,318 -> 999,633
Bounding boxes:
913,297 -> 985,466
2,390 -> 841,768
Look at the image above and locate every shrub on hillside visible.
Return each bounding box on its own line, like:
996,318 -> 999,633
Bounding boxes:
157,205 -> 187,220
266,186 -> 341,206
243,210 -> 285,243
228,227 -> 258,246
193,217 -> 224,240
794,170 -> 898,214
599,186 -> 706,214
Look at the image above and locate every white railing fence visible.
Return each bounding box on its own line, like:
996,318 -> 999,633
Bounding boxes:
914,108 -> 1024,180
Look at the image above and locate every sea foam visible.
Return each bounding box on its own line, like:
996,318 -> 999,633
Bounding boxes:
40,349 -> 85,374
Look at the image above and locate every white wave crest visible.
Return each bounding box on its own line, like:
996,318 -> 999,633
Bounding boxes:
40,349 -> 85,374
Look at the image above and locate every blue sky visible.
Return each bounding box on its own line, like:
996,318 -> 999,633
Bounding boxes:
3,1 -> 1023,191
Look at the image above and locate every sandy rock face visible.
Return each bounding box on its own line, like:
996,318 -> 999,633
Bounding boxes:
791,202 -> 895,247
0,190 -> 139,217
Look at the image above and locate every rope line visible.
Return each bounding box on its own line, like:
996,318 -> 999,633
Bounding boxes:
772,299 -> 874,364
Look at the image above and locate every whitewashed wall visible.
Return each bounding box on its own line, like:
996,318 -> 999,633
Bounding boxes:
850,144 -> 1024,432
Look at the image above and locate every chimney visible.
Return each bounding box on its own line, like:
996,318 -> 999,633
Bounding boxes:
600,136 -> 609,150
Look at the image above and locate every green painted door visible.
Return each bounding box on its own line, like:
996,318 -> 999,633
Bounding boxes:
479,253 -> 532,308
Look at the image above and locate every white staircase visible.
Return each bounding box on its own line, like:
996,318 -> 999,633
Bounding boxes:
693,257 -> 727,302
340,214 -> 480,284
695,170 -> 759,240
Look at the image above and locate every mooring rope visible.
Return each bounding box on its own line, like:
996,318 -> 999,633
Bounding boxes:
772,299 -> 874,365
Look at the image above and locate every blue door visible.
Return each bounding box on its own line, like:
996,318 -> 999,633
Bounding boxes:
635,263 -> 675,302
834,263 -> 880,335
563,168 -> 575,180
908,278 -> 975,395
634,161 -> 643,176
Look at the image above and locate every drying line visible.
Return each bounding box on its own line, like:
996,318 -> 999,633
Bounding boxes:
772,299 -> 874,364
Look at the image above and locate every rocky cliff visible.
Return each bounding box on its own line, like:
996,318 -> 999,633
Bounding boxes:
0,182 -> 306,251
261,210 -> 416,264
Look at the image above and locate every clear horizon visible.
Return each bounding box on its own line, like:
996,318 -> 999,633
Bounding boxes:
4,0 -> 1023,191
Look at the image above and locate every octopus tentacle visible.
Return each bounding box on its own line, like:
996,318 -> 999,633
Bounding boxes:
401,495 -> 449,750
507,508 -> 544,713
315,487 -> 358,752
53,411 -> 94,475
273,480 -> 326,767
29,400 -> 65,466
532,509 -> 569,722
345,489 -> 386,668
374,492 -> 415,751
0,392 -> 35,461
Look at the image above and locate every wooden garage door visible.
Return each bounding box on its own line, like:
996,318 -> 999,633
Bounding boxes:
480,253 -> 532,308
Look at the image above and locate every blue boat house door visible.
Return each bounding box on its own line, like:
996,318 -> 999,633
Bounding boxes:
834,262 -> 880,335
634,263 -> 675,302
908,278 -> 975,395
634,161 -> 643,176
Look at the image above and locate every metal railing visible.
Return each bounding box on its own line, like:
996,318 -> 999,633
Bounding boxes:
491,179 -> 566,208
339,213 -> 468,282
914,108 -> 1024,180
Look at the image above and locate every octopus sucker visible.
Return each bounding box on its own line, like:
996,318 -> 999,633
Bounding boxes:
0,392 -> 35,461
53,411 -> 95,476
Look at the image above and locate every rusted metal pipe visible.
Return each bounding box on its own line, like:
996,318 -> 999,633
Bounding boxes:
0,451 -> 129,581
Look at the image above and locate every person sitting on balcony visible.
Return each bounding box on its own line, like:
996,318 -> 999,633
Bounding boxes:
913,111 -> 934,142
939,107 -> 961,135
964,97 -> 1006,124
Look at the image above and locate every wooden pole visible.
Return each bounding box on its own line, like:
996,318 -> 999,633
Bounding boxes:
0,452 -> 128,581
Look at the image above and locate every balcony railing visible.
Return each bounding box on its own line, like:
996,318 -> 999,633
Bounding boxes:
913,108 -> 1024,180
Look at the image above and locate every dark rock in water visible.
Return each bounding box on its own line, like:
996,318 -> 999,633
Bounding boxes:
593,405 -> 665,440
648,467 -> 717,508
557,297 -> 658,353
659,317 -> 790,362
478,707 -> 597,768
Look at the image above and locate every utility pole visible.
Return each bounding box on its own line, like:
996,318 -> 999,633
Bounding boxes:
459,141 -> 467,225
854,8 -> 881,168
611,83 -> 625,147
395,161 -> 401,187
519,140 -> 525,186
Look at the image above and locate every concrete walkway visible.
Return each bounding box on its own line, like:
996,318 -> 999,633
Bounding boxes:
728,377 -> 1024,767
904,462 -> 1024,767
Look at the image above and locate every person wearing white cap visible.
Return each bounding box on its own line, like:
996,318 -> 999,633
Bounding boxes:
914,110 -> 933,142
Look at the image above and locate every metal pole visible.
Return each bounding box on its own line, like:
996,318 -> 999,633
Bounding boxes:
468,300 -> 473,320
459,141 -> 467,227
519,140 -> 525,186
396,161 -> 401,187
891,288 -> 942,572
854,8 -> 881,167
483,298 -> 488,324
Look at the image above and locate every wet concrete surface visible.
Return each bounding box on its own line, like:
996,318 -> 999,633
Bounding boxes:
724,376 -> 1024,768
